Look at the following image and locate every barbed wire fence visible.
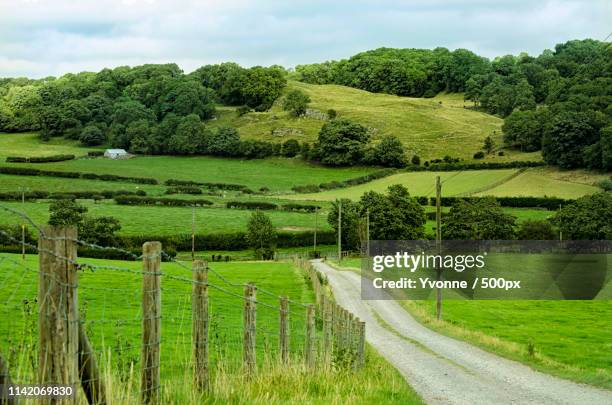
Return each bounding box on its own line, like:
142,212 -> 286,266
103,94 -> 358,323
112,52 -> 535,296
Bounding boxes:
0,205 -> 365,404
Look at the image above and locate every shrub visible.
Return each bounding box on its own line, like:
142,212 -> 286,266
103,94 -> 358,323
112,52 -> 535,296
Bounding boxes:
165,186 -> 203,195
411,155 -> 421,166
498,151 -> 505,156
281,203 -> 320,213
596,178 -> 612,191
237,106 -> 251,116
281,139 -> 301,157
226,201 -> 277,210
6,154 -> 75,163
517,219 -> 556,240
327,109 -> 337,119
431,196 -> 572,210
282,90 -> 310,117
114,196 -> 213,207
473,151 -> 485,159
80,125 -> 105,146
88,151 -> 104,157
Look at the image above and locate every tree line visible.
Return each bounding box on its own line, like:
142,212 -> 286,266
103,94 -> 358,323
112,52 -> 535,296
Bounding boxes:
0,63 -> 286,153
328,185 -> 612,251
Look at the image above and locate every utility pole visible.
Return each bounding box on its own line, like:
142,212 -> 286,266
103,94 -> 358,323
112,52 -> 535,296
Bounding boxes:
435,176 -> 442,321
366,208 -> 370,259
313,207 -> 318,256
337,200 -> 342,262
191,205 -> 196,261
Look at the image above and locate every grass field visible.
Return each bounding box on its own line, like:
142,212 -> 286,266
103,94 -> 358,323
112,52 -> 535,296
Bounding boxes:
0,133 -> 377,192
209,81 -> 512,161
0,253 -> 422,404
474,167 -> 609,199
0,201 -> 332,235
330,259 -> 612,389
285,168 -> 604,201
0,132 -> 101,158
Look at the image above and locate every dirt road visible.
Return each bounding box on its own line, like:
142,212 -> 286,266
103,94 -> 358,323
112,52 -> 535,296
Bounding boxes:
312,259 -> 612,405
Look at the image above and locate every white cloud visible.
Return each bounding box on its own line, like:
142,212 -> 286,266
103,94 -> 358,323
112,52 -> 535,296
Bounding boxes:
0,0 -> 609,77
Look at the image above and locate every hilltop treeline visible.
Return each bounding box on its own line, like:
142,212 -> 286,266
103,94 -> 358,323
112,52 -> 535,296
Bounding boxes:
296,40 -> 611,170
0,63 -> 286,153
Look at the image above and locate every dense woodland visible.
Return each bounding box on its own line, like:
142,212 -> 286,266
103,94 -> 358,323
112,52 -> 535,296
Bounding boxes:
0,39 -> 610,170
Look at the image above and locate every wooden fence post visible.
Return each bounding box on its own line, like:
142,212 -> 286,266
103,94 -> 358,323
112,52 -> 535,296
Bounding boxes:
279,296 -> 289,363
192,260 -> 209,391
38,226 -> 79,404
356,321 -> 366,369
0,352 -> 17,405
243,283 -> 257,376
78,322 -> 105,405
305,304 -> 315,369
141,241 -> 162,405
322,299 -> 332,366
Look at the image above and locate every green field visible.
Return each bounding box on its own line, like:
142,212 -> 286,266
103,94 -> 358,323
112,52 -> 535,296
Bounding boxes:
331,258 -> 611,388
474,167 -> 608,199
0,133 -> 377,192
0,201 -> 332,235
0,253 -> 422,404
210,81 -> 513,160
285,168 -> 604,201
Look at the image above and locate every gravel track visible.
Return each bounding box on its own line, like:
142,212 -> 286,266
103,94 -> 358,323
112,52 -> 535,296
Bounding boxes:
312,259 -> 612,405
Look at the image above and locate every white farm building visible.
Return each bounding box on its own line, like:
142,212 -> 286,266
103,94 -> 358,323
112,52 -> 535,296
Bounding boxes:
104,149 -> 128,159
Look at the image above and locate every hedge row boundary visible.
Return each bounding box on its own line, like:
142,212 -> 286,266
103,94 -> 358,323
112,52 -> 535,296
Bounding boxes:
6,154 -> 75,163
114,195 -> 213,207
0,166 -> 158,184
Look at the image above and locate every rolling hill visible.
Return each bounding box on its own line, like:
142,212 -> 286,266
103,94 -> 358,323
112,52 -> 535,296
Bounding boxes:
210,81 -> 540,161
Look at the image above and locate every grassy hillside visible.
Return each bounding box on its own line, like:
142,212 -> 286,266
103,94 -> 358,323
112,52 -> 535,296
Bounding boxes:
209,81 -> 536,161
285,168 -> 604,201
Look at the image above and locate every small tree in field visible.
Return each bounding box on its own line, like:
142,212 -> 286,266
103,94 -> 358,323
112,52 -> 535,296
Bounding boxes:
246,210 -> 277,259
48,199 -> 88,226
483,136 -> 495,154
282,90 -> 310,117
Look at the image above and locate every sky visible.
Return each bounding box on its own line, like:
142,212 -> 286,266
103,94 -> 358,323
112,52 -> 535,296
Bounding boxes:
0,0 -> 610,78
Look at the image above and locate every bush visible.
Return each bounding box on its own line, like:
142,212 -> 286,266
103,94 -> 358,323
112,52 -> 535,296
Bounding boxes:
6,154 -> 75,163
498,151 -> 505,156
282,90 -> 310,117
237,106 -> 251,116
431,196 -> 572,210
597,178 -> 612,191
88,151 -> 104,157
411,155 -> 421,165
420,160 -> 545,172
473,151 -> 485,159
281,139 -> 301,157
115,196 -> 213,207
0,166 -> 158,184
165,186 -> 203,195
80,125 -> 105,146
327,109 -> 337,119
226,201 -> 278,210
517,219 -> 556,240
238,140 -> 277,159
281,203 -> 320,213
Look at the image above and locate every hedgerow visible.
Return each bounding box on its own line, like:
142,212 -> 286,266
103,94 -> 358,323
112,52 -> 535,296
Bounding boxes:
6,154 -> 75,163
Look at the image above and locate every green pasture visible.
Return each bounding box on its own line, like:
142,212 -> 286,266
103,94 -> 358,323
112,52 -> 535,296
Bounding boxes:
0,253 -> 422,404
0,201 -> 332,235
285,168 -> 603,201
